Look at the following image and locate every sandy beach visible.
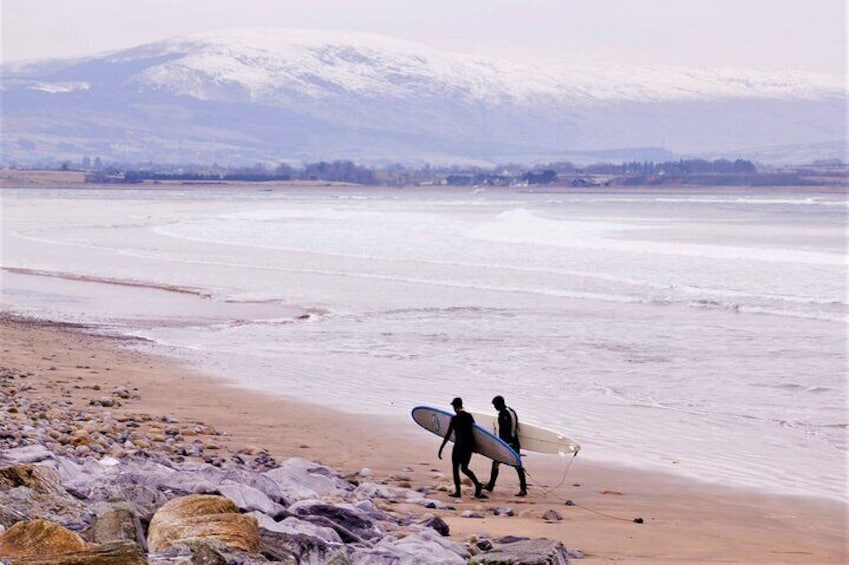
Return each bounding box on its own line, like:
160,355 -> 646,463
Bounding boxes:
1,314 -> 844,564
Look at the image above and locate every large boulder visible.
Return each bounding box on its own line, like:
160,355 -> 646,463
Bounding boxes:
79,475 -> 170,522
289,502 -> 381,543
0,445 -> 54,466
61,457 -> 222,511
0,465 -> 86,526
252,514 -> 342,544
353,482 -> 447,509
0,519 -> 87,558
259,528 -> 349,565
146,494 -> 260,553
81,501 -> 147,550
1,540 -> 146,564
350,527 -> 468,565
265,458 -> 352,502
468,537 -> 573,565
149,538 -> 269,565
0,464 -> 60,491
220,466 -> 288,504
216,479 -> 286,516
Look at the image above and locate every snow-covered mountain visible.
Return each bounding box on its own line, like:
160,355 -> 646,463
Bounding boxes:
2,28 -> 845,166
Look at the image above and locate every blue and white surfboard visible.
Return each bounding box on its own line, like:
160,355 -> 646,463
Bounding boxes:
411,405 -> 522,467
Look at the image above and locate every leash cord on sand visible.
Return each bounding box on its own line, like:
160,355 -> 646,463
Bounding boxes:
524,453 -> 644,523
524,451 -> 578,497
568,501 -> 640,522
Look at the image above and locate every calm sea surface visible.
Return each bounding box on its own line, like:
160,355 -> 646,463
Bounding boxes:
1,185 -> 846,500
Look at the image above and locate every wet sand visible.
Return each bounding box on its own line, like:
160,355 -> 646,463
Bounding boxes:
0,314 -> 845,564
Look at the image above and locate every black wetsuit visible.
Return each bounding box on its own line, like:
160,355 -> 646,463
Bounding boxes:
446,411 -> 482,495
487,406 -> 528,493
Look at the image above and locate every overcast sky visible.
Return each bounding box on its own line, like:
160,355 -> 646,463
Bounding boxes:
2,0 -> 846,75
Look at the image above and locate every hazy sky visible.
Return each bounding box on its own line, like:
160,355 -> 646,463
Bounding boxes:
2,0 -> 846,75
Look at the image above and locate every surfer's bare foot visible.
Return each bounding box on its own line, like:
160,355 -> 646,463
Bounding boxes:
483,484 -> 493,492
474,492 -> 488,499
516,490 -> 528,497
449,492 -> 461,498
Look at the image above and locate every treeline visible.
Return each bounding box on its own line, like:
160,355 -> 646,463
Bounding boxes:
78,156 -> 844,187
116,160 -> 375,184
584,158 -> 756,175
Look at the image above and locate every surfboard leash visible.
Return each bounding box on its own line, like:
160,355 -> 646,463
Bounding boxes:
524,453 -> 644,524
523,451 -> 578,496
565,500 -> 644,523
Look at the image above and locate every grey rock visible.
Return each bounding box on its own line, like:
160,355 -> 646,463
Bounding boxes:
149,541 -> 269,565
566,548 -> 585,560
497,536 -> 530,544
353,481 -> 447,509
469,537 -> 573,565
290,502 -> 381,542
0,505 -> 27,528
166,538 -> 271,565
251,514 -> 342,544
259,528 -> 347,565
52,456 -> 122,494
147,552 -> 195,565
352,500 -> 397,525
265,458 -> 352,502
90,396 -> 119,408
321,552 -> 351,565
62,459 -> 174,519
0,445 -> 53,465
216,479 -> 286,516
350,527 -> 467,565
156,471 -> 220,496
0,464 -> 86,526
542,509 -> 562,522
83,475 -> 171,521
81,501 -> 147,551
476,539 -> 494,552
221,468 -> 289,505
419,515 -> 450,536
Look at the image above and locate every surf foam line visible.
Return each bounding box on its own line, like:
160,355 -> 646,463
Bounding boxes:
118,251 -> 849,322
10,227 -> 842,321
153,222 -> 678,288
16,223 -> 675,292
1,267 -> 212,298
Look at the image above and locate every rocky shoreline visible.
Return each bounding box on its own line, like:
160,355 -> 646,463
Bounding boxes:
0,362 -> 581,564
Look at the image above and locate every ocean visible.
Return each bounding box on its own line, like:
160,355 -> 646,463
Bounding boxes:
1,185 -> 846,501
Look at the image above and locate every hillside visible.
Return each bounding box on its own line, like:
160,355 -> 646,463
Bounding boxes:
2,29 -> 845,166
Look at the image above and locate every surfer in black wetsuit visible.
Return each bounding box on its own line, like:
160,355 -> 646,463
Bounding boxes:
484,395 -> 528,497
438,397 -> 487,499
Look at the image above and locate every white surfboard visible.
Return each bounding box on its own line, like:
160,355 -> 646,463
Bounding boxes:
411,406 -> 522,467
469,410 -> 581,456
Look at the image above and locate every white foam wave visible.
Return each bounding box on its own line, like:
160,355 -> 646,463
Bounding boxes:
466,208 -> 845,265
571,196 -> 848,207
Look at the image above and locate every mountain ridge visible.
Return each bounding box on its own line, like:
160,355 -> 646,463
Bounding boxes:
2,28 -> 845,166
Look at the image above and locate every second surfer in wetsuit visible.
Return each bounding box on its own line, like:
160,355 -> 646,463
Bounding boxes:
438,397 -> 487,499
484,394 -> 528,496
